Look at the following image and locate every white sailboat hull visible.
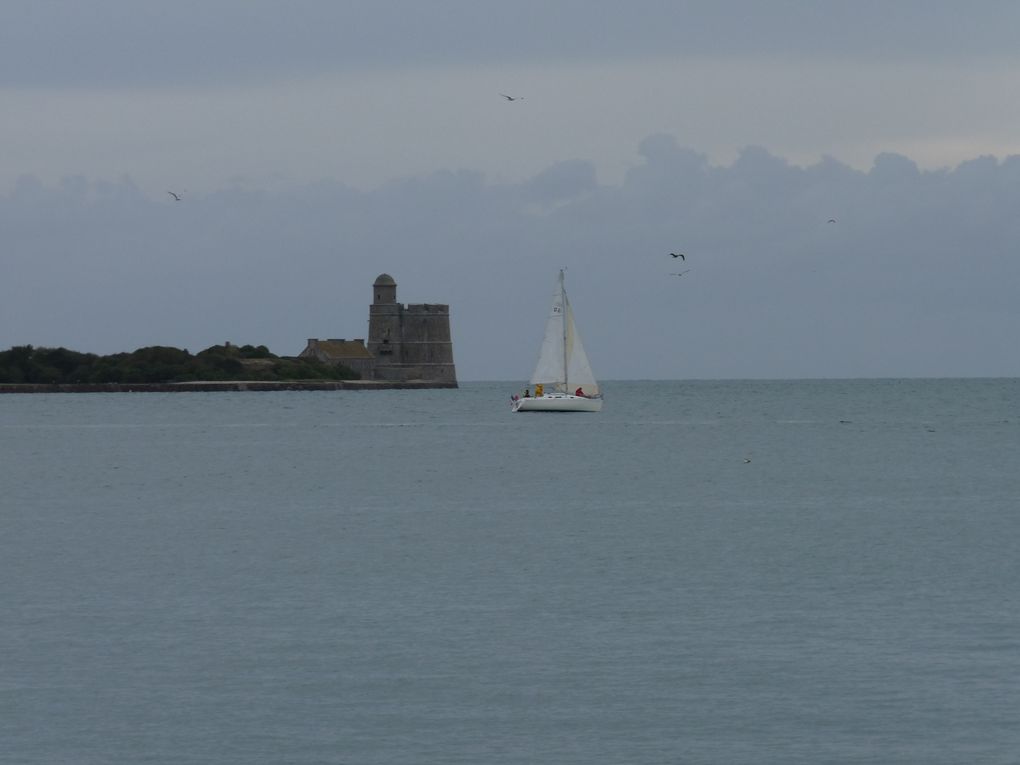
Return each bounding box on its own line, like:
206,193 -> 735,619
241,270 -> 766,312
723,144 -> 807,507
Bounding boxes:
512,393 -> 603,412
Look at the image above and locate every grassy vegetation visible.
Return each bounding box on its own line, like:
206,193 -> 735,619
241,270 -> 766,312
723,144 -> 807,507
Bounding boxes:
0,344 -> 359,384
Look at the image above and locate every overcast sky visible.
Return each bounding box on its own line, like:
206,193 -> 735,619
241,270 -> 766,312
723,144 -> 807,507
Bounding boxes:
3,1 -> 1020,379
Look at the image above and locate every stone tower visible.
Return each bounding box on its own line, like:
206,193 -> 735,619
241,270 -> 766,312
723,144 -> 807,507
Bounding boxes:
367,274 -> 457,384
368,273 -> 402,368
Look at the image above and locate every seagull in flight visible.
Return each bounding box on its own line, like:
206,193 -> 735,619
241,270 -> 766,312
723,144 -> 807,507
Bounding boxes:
669,270 -> 691,277
167,191 -> 183,201
827,218 -> 837,223
670,252 -> 685,260
499,93 -> 523,101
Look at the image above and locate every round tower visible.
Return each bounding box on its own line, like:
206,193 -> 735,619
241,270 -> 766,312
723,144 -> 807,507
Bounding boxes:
399,303 -> 456,382
365,273 -> 457,385
367,274 -> 402,376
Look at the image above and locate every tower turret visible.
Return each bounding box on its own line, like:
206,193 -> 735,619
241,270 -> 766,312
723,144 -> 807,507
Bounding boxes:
373,273 -> 397,304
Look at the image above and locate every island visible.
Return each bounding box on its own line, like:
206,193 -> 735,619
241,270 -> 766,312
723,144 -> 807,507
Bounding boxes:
1,274 -> 458,393
0,343 -> 449,392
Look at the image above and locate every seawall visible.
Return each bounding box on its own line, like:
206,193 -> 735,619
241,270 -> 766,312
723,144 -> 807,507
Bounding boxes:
0,380 -> 458,394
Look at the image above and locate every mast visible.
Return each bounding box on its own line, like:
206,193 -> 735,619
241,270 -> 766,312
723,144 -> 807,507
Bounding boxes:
560,270 -> 568,391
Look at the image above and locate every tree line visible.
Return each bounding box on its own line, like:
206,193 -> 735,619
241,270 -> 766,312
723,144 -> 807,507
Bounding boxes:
0,344 -> 359,384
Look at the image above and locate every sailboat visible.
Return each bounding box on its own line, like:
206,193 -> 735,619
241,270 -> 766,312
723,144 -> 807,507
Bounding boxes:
511,270 -> 603,412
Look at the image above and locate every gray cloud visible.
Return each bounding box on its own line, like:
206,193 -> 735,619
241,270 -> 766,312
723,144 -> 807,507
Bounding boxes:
3,139 -> 1018,379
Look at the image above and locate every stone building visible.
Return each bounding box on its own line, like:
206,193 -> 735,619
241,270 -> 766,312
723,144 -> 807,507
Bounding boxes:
298,338 -> 376,379
298,274 -> 457,385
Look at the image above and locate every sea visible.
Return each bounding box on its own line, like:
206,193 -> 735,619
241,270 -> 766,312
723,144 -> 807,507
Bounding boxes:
2,379 -> 1018,765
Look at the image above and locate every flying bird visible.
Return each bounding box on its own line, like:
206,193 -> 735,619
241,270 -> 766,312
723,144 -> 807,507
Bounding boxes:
167,191 -> 183,201
827,218 -> 837,223
499,93 -> 523,101
669,270 -> 691,277
670,252 -> 685,260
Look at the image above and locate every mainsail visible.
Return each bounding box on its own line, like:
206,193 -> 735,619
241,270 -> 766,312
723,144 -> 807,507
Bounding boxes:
529,271 -> 599,395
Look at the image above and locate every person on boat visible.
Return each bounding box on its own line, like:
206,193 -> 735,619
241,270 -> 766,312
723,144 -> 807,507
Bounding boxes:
523,388 -> 531,397
575,386 -> 586,397
535,383 -> 544,397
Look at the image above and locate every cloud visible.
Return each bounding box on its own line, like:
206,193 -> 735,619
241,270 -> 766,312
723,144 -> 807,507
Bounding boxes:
2,139 -> 1019,379
523,160 -> 598,205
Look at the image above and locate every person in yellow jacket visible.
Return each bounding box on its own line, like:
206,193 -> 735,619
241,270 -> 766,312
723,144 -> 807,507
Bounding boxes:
535,383 -> 544,397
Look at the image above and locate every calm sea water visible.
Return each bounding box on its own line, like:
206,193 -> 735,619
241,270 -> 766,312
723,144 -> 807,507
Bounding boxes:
2,379 -> 1018,764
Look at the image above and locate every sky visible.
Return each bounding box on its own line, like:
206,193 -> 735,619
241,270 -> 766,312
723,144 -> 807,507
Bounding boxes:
2,0 -> 1020,380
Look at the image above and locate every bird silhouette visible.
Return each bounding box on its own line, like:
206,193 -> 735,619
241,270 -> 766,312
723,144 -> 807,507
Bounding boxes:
499,93 -> 523,101
167,191 -> 183,201
669,270 -> 691,277
670,252 -> 685,260
827,218 -> 836,223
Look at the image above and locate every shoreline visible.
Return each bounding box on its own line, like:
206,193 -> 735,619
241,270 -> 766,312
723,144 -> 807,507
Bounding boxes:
0,380 -> 458,394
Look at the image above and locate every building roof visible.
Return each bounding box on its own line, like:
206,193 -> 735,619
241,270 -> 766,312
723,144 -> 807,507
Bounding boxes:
310,340 -> 374,359
374,273 -> 396,286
